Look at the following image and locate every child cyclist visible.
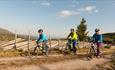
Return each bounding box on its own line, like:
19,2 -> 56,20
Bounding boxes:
67,28 -> 78,54
93,28 -> 103,57
33,29 -> 49,54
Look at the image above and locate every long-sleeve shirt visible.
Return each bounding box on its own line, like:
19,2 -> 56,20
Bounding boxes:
67,32 -> 78,41
93,33 -> 103,43
37,33 -> 48,42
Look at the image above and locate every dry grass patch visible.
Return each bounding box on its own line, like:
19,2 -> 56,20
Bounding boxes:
0,50 -> 21,57
92,52 -> 115,70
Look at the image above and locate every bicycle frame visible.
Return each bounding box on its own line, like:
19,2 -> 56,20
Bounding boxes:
34,42 -> 49,56
87,42 -> 97,58
91,42 -> 97,55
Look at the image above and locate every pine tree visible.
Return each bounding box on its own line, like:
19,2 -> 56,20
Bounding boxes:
76,18 -> 88,41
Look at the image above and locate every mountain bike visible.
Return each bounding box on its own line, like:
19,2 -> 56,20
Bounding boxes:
63,39 -> 78,55
87,41 -> 103,59
33,42 -> 49,57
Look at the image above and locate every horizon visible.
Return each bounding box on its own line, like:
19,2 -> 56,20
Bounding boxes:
0,0 -> 115,38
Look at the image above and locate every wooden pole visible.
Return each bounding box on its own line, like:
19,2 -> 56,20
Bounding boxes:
49,35 -> 52,49
28,30 -> 32,61
13,30 -> 17,50
58,38 -> 60,47
28,31 -> 30,55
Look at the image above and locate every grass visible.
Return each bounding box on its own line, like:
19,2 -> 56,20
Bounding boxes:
0,34 -> 14,41
0,49 -> 114,70
0,51 -> 114,70
92,51 -> 115,70
0,54 -> 89,68
0,50 -> 21,57
0,47 -> 114,57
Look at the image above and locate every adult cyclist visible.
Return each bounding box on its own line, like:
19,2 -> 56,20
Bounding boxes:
93,28 -> 103,57
33,29 -> 48,54
67,28 -> 78,54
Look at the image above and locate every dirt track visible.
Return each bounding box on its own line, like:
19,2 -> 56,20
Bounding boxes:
0,55 -> 111,70
0,53 -> 113,70
32,57 -> 110,70
0,48 -> 114,70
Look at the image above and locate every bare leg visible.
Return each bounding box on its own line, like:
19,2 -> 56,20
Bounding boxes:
33,46 -> 38,53
34,45 -> 41,53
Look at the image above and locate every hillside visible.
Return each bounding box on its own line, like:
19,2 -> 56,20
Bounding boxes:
0,28 -> 38,41
0,28 -> 14,41
17,34 -> 37,40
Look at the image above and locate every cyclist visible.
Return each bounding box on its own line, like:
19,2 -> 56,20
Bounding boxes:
33,29 -> 48,53
67,28 -> 78,54
93,28 -> 103,57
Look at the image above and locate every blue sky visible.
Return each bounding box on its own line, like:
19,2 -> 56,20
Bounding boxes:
0,0 -> 115,38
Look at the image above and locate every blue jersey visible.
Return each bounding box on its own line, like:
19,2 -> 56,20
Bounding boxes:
37,33 -> 48,42
93,33 -> 103,43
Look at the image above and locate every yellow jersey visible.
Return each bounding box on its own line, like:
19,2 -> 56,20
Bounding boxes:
71,32 -> 78,40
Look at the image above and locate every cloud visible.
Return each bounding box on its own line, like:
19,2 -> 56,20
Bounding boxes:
58,6 -> 98,17
59,10 -> 81,17
78,6 -> 98,13
41,2 -> 50,6
94,10 -> 99,13
59,10 -> 71,17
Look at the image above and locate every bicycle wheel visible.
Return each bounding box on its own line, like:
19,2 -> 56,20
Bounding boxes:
45,45 -> 49,56
87,46 -> 96,59
42,45 -> 49,56
63,45 -> 71,55
37,46 -> 43,56
87,47 -> 93,59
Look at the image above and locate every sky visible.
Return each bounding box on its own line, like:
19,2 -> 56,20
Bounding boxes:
0,0 -> 115,38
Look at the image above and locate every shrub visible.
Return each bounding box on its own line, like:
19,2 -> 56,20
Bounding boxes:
104,46 -> 111,48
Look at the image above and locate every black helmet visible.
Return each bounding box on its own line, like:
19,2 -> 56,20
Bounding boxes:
70,28 -> 74,31
95,28 -> 100,32
38,29 -> 43,32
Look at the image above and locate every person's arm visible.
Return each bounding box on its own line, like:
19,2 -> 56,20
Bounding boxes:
92,34 -> 95,42
39,34 -> 48,42
37,36 -> 40,41
67,33 -> 71,39
39,34 -> 44,42
37,34 -> 43,42
99,34 -> 103,43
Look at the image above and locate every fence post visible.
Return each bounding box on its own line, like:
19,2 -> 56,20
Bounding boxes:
13,30 -> 17,50
28,30 -> 32,61
49,35 -> 52,51
49,35 -> 52,52
58,38 -> 60,47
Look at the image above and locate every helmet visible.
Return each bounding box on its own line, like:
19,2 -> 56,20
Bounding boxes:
70,28 -> 74,32
95,28 -> 100,32
38,29 -> 43,32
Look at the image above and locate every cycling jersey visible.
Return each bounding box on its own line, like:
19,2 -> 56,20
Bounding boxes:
37,33 -> 48,42
93,33 -> 103,43
68,32 -> 78,41
67,32 -> 78,54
